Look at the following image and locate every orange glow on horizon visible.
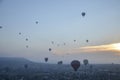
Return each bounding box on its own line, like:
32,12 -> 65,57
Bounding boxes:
51,43 -> 120,55
112,43 -> 120,51
79,43 -> 120,53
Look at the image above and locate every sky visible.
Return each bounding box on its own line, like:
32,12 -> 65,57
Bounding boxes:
0,0 -> 120,64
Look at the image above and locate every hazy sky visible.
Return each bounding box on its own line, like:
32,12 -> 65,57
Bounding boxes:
0,0 -> 120,64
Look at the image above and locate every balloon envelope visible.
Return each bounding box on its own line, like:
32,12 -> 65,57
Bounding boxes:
74,40 -> 76,42
49,48 -> 52,51
81,12 -> 86,17
71,60 -> 80,71
0,26 -> 2,29
26,38 -> 28,41
24,64 -> 28,69
45,57 -> 48,62
86,40 -> 89,43
58,61 -> 63,65
51,41 -> 54,44
83,59 -> 89,66
19,32 -> 21,35
90,65 -> 93,69
26,45 -> 28,48
36,21 -> 38,24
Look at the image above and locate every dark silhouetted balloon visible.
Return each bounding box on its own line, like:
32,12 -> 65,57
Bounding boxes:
83,59 -> 89,66
24,64 -> 28,69
81,12 -> 86,17
58,61 -> 63,65
86,40 -> 89,43
51,41 -> 54,44
36,21 -> 38,24
19,32 -> 21,35
71,60 -> 80,71
90,65 -> 93,69
74,40 -> 76,42
0,26 -> 2,29
64,43 -> 66,45
45,57 -> 48,62
49,48 -> 52,51
26,45 -> 28,48
26,38 -> 28,41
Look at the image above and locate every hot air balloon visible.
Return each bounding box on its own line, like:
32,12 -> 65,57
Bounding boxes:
74,40 -> 76,42
86,40 -> 89,43
58,61 -> 63,65
81,12 -> 86,17
49,48 -> 52,51
19,32 -> 21,35
83,59 -> 89,66
71,60 -> 80,71
63,43 -> 66,45
0,26 -> 2,29
26,38 -> 28,41
36,21 -> 38,24
51,41 -> 54,44
45,57 -> 48,62
24,64 -> 28,69
26,45 -> 28,48
90,65 -> 93,69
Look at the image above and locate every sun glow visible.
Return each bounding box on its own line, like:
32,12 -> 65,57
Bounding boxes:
112,43 -> 120,51
52,43 -> 120,55
78,43 -> 120,53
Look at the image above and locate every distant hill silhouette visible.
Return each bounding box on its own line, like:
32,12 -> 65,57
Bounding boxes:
0,57 -> 31,63
0,57 -> 34,68
0,57 -> 70,72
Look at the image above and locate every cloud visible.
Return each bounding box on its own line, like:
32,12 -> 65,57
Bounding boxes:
78,43 -> 120,53
53,43 -> 120,55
